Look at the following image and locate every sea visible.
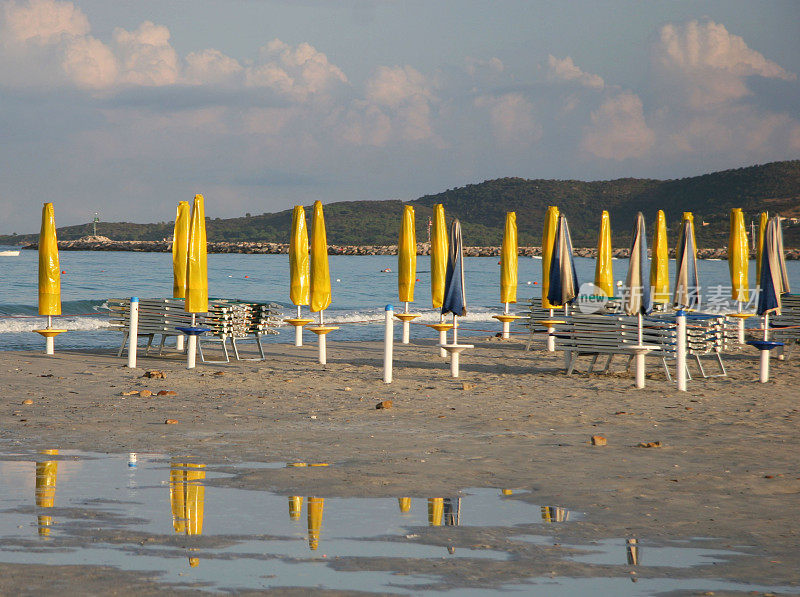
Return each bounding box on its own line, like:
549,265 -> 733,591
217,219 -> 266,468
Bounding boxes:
1,246 -> 798,351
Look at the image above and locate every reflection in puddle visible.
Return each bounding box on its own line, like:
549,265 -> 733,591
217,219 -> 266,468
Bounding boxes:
34,449 -> 58,538
169,462 -> 205,567
0,450 -> 789,595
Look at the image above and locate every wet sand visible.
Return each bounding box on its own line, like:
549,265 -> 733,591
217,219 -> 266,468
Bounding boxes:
1,336 -> 799,594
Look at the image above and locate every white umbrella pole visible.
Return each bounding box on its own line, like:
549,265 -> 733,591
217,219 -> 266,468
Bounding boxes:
318,310 -> 327,365
563,304 -> 571,369
127,297 -> 139,368
546,308 -> 555,352
676,310 -> 687,391
635,313 -> 645,389
295,305 -> 303,347
187,313 -> 197,369
451,315 -> 460,377
502,302 -> 511,339
402,301 -> 410,344
438,312 -> 447,357
383,305 -> 394,383
759,312 -> 770,383
737,301 -> 745,344
45,315 -> 55,355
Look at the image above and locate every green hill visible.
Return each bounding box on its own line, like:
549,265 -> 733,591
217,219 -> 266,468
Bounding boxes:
3,160 -> 799,247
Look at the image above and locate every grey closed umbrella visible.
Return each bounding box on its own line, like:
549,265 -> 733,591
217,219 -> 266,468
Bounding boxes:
624,213 -> 655,388
757,216 -> 790,317
624,212 -> 653,318
673,219 -> 700,310
547,215 -> 580,308
749,215 -> 791,383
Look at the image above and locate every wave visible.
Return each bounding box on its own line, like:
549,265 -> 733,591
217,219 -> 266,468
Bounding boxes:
287,307 -> 522,326
0,315 -> 109,334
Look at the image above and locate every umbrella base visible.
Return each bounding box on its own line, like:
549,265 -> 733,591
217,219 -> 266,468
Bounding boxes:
625,344 -> 659,389
493,314 -> 522,339
394,313 -> 420,344
440,344 -> 474,378
427,323 -> 454,356
284,318 -> 315,346
33,329 -> 67,356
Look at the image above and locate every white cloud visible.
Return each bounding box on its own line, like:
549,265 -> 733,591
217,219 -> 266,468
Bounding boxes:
1,0 -> 88,46
547,55 -> 604,89
581,93 -> 655,160
475,93 -> 541,145
361,65 -> 438,143
365,64 -> 432,107
245,38 -> 347,101
184,49 -> 242,86
61,34 -> 117,89
654,20 -> 796,107
112,21 -> 179,87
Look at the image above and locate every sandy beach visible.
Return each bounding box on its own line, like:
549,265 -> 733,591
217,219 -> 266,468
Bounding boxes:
1,334 -> 798,595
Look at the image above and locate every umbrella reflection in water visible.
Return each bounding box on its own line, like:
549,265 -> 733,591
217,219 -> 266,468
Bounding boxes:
35,449 -> 59,537
169,462 -> 206,567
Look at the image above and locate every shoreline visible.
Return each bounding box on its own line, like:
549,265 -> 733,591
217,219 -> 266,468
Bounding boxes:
18,238 -> 800,259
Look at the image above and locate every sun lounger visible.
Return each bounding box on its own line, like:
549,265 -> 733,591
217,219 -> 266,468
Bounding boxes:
108,298 -> 281,362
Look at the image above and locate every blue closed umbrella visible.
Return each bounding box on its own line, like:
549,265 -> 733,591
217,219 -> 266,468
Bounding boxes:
547,215 -> 579,308
673,219 -> 700,310
441,219 -> 466,317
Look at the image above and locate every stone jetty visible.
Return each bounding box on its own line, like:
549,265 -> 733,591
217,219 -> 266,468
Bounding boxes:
21,236 -> 800,259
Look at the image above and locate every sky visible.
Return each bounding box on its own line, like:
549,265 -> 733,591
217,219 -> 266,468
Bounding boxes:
0,0 -> 799,234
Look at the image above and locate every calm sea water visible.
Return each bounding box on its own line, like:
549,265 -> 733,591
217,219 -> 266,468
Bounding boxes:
1,247 -> 798,350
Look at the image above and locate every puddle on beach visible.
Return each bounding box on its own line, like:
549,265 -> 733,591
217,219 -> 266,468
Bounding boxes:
0,450 -> 791,595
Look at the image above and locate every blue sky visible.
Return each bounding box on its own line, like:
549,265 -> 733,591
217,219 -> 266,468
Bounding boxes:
0,0 -> 798,233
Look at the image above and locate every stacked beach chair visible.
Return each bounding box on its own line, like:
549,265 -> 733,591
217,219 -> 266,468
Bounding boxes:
551,312 -> 727,380
771,294 -> 800,355
108,297 -> 281,362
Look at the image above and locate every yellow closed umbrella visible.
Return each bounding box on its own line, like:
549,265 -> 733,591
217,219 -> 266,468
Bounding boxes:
594,210 -> 613,297
398,205 -> 417,303
35,449 -> 59,537
728,208 -> 751,343
310,201 -> 331,314
172,201 -> 190,299
427,498 -> 443,526
290,206 -> 311,307
170,462 -> 206,567
500,212 -> 518,305
756,211 -> 768,288
285,206 -> 313,346
541,206 -> 559,309
35,203 -> 66,354
398,497 -> 411,513
396,205 -> 421,343
430,204 -> 448,309
729,209 -> 749,303
289,496 -> 304,521
185,194 -> 208,315
307,496 -> 324,550
650,210 -> 669,305
38,204 -> 61,317
308,201 -> 337,364
493,212 -> 521,338
426,204 -> 452,353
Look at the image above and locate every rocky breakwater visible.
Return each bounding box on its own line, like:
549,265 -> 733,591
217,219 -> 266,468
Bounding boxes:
21,237 -> 800,259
